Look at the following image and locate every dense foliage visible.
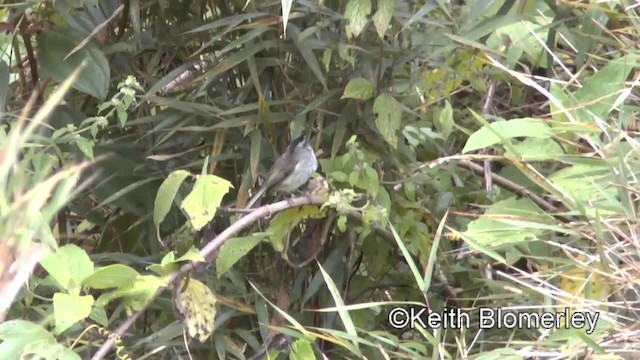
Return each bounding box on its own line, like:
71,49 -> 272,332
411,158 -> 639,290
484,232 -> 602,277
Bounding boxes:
1,0 -> 639,359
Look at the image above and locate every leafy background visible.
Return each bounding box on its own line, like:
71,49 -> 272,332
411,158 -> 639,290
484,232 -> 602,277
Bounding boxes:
1,0 -> 639,359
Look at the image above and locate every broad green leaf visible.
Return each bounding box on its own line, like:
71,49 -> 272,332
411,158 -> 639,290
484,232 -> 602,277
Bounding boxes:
82,264 -> 140,289
175,246 -> 206,263
486,20 -> 548,68
462,118 -> 551,153
290,339 -> 315,359
39,244 -> 94,292
512,137 -> 565,160
461,197 -> 555,249
161,252 -> 176,265
96,275 -> 165,311
341,78 -> 374,100
372,0 -> 394,39
267,207 -> 326,251
363,167 -> 379,196
75,137 -> 94,161
0,320 -> 56,359
345,0 -> 371,39
53,293 -> 94,334
89,305 -> 108,327
181,174 -> 233,231
548,162 -> 615,205
574,53 -> 637,120
154,170 -> 191,240
23,341 -> 81,360
149,246 -> 205,275
217,234 -> 266,277
39,250 -> 71,292
373,94 -> 401,148
37,29 -> 110,100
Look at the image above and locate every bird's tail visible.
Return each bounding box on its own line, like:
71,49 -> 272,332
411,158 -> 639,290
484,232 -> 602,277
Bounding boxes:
244,184 -> 268,209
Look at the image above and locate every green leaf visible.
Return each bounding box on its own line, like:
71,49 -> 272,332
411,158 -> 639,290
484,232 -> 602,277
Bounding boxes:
363,167 -> 380,196
345,0 -> 371,39
23,341 -> 82,360
181,174 -> 233,231
574,53 -> 637,120
267,207 -> 326,251
149,246 -> 206,275
117,107 -> 128,127
96,275 -> 165,311
175,246 -> 206,263
161,252 -> 176,265
331,171 -> 348,183
82,264 -> 140,289
39,250 -> 71,292
373,94 -> 402,149
53,293 -> 94,334
462,118 -> 551,153
434,100 -> 454,139
217,234 -> 266,277
461,197 -> 556,248
39,244 -> 94,292
372,0 -> 395,39
154,170 -> 191,240
0,320 -> 56,359
341,78 -> 375,100
290,339 -> 315,360
89,305 -> 108,327
37,29 -> 110,100
175,278 -> 217,342
75,137 -> 94,161
512,137 -> 565,160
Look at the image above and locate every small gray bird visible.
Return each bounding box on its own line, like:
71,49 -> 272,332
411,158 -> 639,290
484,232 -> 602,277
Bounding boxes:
245,137 -> 318,209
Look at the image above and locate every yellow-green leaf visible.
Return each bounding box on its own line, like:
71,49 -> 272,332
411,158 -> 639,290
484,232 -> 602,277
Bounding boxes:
372,0 -> 394,39
175,278 -> 217,342
345,0 -> 371,39
373,94 -> 401,149
217,234 -> 266,277
181,174 -> 233,231
462,118 -> 551,154
53,293 -> 94,334
154,170 -> 191,240
342,77 -> 375,100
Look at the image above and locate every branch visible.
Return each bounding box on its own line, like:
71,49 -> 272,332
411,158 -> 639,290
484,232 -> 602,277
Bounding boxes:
90,194 -> 328,360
